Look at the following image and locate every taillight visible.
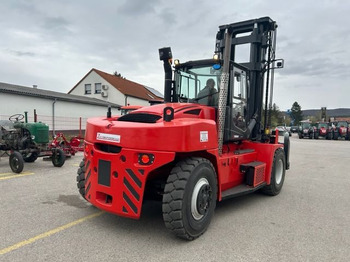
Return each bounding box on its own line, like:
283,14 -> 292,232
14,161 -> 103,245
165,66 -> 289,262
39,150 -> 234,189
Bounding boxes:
138,153 -> 154,165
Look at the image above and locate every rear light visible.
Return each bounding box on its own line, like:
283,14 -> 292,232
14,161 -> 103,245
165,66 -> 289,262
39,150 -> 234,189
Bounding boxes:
138,153 -> 154,165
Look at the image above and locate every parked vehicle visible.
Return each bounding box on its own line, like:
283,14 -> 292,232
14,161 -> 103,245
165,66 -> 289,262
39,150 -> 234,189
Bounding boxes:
333,121 -> 349,140
120,105 -> 143,115
0,113 -> 65,173
298,122 -> 314,139
314,122 -> 332,140
76,17 -> 289,240
290,126 -> 298,133
276,126 -> 291,136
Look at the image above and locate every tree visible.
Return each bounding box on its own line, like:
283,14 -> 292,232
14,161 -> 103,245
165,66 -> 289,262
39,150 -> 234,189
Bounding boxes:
113,71 -> 125,79
262,103 -> 284,127
270,103 -> 284,127
290,101 -> 303,125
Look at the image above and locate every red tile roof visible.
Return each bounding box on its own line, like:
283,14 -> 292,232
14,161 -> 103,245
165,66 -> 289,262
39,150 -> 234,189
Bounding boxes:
69,68 -> 163,102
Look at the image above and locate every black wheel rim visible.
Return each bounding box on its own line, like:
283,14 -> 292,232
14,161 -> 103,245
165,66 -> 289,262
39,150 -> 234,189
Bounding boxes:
11,157 -> 20,170
191,178 -> 212,220
196,184 -> 212,216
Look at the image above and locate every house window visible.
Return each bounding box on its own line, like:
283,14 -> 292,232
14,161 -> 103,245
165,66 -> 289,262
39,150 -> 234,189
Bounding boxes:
95,83 -> 102,94
85,84 -> 91,94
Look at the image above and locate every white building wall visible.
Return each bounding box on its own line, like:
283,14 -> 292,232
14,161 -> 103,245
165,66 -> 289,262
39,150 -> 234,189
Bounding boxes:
125,96 -> 151,106
0,93 -> 117,132
70,71 -> 151,106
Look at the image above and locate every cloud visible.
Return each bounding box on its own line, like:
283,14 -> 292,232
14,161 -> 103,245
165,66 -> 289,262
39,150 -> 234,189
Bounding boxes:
0,0 -> 349,110
118,0 -> 159,16
7,50 -> 36,57
43,16 -> 70,32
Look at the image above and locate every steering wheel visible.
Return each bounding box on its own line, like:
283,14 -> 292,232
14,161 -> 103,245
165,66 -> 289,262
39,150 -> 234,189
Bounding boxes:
9,113 -> 25,122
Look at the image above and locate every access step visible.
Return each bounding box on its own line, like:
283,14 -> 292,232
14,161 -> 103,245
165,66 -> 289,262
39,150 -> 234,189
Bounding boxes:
221,183 -> 266,200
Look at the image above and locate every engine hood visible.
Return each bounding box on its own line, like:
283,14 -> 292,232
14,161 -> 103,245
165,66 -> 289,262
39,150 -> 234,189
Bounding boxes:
123,103 -> 216,122
85,103 -> 218,152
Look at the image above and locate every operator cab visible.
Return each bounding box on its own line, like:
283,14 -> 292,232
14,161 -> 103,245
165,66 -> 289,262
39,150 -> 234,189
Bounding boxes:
174,59 -> 249,141
174,59 -> 222,106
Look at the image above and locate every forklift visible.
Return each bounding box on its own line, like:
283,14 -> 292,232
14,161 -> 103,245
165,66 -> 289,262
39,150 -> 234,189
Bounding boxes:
77,17 -> 289,240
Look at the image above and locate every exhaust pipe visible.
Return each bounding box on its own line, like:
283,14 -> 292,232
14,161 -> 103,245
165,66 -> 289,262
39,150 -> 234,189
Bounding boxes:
159,47 -> 173,103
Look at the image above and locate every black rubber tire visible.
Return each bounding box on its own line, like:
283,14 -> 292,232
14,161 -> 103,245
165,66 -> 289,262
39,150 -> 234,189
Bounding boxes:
76,159 -> 86,199
333,132 -> 339,140
261,148 -> 286,196
23,152 -> 38,163
9,151 -> 24,174
162,157 -> 217,240
52,148 -> 66,167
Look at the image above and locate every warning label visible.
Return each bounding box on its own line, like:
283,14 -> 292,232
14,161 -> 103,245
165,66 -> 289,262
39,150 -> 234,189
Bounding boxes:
200,131 -> 208,142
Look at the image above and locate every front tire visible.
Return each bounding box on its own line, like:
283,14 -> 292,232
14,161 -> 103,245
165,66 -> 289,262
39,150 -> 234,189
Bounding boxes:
9,151 -> 24,173
162,157 -> 217,240
261,148 -> 286,196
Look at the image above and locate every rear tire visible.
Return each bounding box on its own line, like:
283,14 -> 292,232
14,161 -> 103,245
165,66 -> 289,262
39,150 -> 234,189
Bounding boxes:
162,157 -> 217,240
52,148 -> 66,167
333,132 -> 339,140
9,151 -> 24,174
261,148 -> 286,196
76,159 -> 86,199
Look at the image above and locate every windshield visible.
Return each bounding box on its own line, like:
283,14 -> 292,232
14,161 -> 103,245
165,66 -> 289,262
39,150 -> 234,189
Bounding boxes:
318,123 -> 328,128
337,121 -> 348,127
174,64 -> 222,106
301,123 -> 311,129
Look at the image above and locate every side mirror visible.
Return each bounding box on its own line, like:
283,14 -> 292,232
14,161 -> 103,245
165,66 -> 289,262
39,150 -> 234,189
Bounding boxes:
273,59 -> 284,69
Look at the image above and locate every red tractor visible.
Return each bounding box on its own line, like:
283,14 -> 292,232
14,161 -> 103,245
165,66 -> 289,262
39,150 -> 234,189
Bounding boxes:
333,121 -> 350,140
314,122 -> 332,140
76,17 -> 289,240
119,105 -> 143,115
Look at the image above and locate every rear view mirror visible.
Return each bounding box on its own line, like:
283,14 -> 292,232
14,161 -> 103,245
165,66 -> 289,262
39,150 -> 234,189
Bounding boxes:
273,59 -> 284,69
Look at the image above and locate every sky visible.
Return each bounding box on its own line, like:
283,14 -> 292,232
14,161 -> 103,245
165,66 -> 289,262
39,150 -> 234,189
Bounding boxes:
0,0 -> 349,111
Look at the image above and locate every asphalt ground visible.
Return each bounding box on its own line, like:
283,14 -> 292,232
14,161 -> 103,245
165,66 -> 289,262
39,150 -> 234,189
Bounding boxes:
0,135 -> 349,262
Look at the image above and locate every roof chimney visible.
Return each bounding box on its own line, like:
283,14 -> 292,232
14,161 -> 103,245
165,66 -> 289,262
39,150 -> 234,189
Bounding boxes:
33,85 -> 37,89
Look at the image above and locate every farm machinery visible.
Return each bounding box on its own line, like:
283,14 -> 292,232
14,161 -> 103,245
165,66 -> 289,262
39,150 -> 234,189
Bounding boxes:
0,113 -> 70,173
298,122 -> 314,139
332,121 -> 349,140
314,122 -> 332,139
77,17 -> 289,240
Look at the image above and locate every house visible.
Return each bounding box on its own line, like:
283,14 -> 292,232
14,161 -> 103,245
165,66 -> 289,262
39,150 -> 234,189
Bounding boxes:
68,68 -> 163,106
0,82 -> 120,135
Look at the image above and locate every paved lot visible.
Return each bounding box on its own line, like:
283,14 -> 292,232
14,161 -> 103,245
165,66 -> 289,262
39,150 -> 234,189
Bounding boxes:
1,135 -> 349,262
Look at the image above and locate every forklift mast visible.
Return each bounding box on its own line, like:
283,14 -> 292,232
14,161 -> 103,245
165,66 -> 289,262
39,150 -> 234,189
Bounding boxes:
215,17 -> 279,139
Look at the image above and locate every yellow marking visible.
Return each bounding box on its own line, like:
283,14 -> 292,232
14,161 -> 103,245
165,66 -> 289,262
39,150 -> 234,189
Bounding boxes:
72,163 -> 80,167
0,172 -> 35,180
0,211 -> 104,255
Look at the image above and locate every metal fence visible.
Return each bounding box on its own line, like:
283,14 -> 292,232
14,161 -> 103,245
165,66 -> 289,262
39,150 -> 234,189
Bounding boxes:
0,114 -> 87,137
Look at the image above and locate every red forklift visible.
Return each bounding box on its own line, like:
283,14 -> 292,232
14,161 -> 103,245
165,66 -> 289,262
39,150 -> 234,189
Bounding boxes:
77,17 -> 289,240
